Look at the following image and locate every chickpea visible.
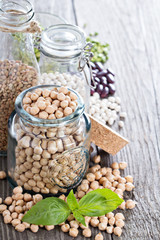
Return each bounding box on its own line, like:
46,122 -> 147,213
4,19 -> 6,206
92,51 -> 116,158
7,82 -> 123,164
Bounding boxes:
33,194 -> 43,204
118,201 -> 126,210
8,205 -> 15,213
50,91 -> 57,99
30,106 -> 39,115
125,175 -> 133,183
67,214 -> 74,222
119,162 -> 127,169
0,204 -> 7,213
99,216 -> 108,224
0,171 -> 6,179
4,196 -> 12,205
114,188 -> 123,196
15,206 -> 23,213
69,92 -> 77,100
13,193 -> 23,201
112,169 -> 120,176
79,223 -> 88,229
90,218 -> 99,227
106,226 -> 114,234
59,86 -> 68,94
98,222 -> 107,231
95,232 -> 103,240
90,181 -> 99,190
83,228 -> 91,237
39,111 -> 48,119
30,224 -> 39,233
93,155 -> 101,163
18,213 -> 24,220
15,223 -> 25,232
12,219 -> 21,227
80,183 -> 89,192
69,228 -> 79,238
95,171 -> 102,180
13,186 -> 23,194
11,212 -> 18,219
3,210 -> 10,217
70,220 -> 79,229
100,167 -> 107,176
103,180 -> 112,188
4,214 -> 12,224
125,182 -> 135,191
111,162 -> 119,169
64,107 -> 72,116
23,193 -> 32,202
118,177 -> 126,184
114,226 -> 122,236
26,201 -> 34,210
116,219 -> 125,228
108,217 -> 115,226
115,213 -> 125,220
45,225 -> 55,231
23,222 -> 30,229
125,199 -> 136,209
77,190 -> 85,199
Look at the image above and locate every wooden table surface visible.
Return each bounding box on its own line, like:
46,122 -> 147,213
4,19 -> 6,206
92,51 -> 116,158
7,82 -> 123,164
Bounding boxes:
0,0 -> 160,239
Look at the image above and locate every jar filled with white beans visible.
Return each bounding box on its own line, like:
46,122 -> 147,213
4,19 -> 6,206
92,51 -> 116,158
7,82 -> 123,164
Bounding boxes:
39,24 -> 94,113
7,85 -> 91,196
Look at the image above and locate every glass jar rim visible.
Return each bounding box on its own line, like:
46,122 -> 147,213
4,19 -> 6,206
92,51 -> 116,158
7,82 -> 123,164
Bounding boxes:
40,24 -> 86,58
15,85 -> 85,127
0,0 -> 34,29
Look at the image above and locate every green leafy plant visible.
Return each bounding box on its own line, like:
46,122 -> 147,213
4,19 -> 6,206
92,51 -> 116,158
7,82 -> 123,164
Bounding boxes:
86,32 -> 110,63
22,189 -> 123,226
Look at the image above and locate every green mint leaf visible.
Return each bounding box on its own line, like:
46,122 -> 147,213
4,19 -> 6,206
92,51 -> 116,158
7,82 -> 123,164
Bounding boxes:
67,190 -> 79,211
73,210 -> 86,226
22,197 -> 71,225
78,189 -> 123,217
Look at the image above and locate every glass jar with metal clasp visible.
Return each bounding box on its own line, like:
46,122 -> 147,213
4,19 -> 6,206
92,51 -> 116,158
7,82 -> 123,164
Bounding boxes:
38,24 -> 96,113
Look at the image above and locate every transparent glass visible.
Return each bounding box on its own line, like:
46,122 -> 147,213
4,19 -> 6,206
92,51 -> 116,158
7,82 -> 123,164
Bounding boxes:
39,24 -> 91,113
7,85 -> 91,196
0,0 -> 39,153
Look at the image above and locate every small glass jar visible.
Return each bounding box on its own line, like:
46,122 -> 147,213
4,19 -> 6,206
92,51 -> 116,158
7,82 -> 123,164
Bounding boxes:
0,0 -> 39,153
39,24 -> 94,113
7,85 -> 91,196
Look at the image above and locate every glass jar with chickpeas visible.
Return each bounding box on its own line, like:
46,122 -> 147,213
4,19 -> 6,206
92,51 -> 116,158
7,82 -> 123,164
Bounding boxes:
7,85 -> 91,196
39,24 -> 95,113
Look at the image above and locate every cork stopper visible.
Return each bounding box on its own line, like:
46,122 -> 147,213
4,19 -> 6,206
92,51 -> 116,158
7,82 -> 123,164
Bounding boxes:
89,115 -> 129,155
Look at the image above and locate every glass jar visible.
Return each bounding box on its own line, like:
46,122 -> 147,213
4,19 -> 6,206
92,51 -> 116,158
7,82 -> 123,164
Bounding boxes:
39,24 -> 94,113
0,0 -> 39,153
7,85 -> 91,196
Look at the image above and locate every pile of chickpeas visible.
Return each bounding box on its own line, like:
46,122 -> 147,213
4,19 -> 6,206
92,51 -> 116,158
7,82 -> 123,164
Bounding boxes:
12,86 -> 88,193
23,86 -> 78,119
0,157 -> 136,239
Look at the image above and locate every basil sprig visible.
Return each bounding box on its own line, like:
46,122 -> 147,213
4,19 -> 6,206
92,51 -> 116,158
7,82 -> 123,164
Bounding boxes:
22,189 -> 123,226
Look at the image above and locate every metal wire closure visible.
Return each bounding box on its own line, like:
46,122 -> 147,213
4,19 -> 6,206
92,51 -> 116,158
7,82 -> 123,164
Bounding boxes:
78,42 -> 96,89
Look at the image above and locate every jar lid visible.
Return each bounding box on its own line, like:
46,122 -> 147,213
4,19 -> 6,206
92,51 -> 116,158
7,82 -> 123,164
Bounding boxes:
40,24 -> 86,58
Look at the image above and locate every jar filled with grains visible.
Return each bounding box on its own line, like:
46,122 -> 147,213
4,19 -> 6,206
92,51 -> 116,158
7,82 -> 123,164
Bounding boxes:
0,0 -> 40,154
39,24 -> 95,113
7,85 -> 91,196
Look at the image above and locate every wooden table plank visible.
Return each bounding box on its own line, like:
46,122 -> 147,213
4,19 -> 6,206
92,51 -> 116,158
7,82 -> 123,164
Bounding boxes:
75,0 -> 160,239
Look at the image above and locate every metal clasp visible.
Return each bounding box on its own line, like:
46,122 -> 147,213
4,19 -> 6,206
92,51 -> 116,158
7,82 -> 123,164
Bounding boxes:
78,43 -> 96,89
